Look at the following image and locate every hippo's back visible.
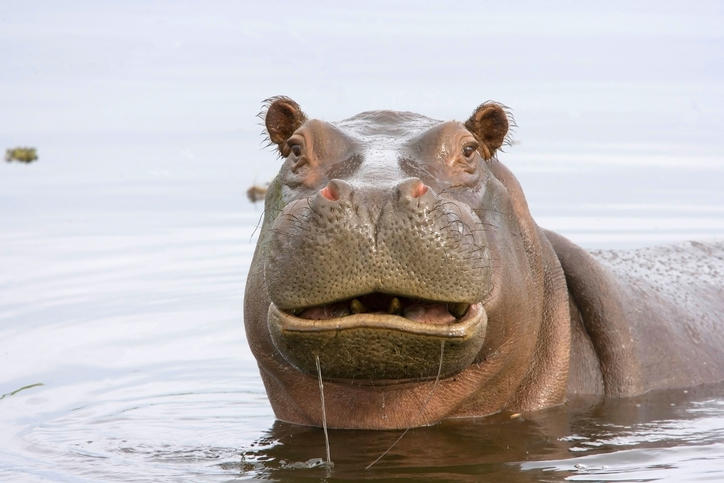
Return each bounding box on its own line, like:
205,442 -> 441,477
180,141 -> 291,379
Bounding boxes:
589,240 -> 724,391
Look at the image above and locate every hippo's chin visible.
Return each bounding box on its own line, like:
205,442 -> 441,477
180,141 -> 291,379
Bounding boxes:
267,300 -> 487,383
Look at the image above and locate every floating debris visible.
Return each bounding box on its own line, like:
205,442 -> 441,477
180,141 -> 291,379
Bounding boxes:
5,147 -> 38,163
0,382 -> 44,400
279,457 -> 332,470
247,184 -> 268,203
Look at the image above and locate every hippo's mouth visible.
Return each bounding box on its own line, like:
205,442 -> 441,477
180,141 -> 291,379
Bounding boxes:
268,293 -> 487,383
291,293 -> 475,325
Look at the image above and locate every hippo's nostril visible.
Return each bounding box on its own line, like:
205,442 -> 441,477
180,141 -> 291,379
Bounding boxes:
412,182 -> 428,199
395,178 -> 431,202
318,179 -> 354,202
320,183 -> 339,201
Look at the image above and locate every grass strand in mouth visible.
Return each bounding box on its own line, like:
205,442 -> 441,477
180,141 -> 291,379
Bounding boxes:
365,340 -> 445,470
315,354 -> 333,468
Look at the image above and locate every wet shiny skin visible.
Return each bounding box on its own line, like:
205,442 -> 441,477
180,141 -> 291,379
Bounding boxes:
246,100 -> 574,429
246,99 -> 724,430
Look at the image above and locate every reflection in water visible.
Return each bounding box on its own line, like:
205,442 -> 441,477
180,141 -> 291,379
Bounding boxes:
237,385 -> 724,481
240,415 -> 571,481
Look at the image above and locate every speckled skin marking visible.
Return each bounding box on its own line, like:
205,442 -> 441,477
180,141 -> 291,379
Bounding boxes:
243,97 -> 724,430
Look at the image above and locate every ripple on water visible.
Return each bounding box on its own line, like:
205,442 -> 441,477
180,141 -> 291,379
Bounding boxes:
4,372 -> 272,481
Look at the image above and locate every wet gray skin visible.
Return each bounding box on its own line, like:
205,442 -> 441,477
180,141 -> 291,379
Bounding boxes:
265,115 -> 492,309
261,109 -> 500,381
244,97 -> 724,430
244,97 -> 538,429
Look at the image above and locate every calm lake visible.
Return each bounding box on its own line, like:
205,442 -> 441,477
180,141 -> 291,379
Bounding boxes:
1,1 -> 723,481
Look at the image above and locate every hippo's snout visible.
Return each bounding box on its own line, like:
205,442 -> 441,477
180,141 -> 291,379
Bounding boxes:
263,177 -> 491,381
265,177 -> 491,311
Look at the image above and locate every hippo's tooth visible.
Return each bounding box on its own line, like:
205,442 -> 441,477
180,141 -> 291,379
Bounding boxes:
448,303 -> 470,319
350,299 -> 368,314
388,297 -> 402,314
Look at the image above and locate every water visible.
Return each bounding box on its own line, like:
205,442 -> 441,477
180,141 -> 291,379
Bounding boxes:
2,1 -> 724,481
239,389 -> 724,481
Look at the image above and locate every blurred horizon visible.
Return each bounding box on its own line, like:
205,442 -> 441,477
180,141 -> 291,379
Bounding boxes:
2,1 -> 722,182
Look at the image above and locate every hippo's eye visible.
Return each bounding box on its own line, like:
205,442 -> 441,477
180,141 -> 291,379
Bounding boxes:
289,143 -> 302,157
462,143 -> 478,159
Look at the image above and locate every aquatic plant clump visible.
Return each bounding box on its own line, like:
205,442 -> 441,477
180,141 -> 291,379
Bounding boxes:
5,147 -> 38,163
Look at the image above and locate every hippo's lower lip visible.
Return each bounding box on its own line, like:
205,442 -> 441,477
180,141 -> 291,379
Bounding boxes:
267,301 -> 487,382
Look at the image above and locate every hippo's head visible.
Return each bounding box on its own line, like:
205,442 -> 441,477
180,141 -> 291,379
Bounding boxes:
244,97 -> 571,429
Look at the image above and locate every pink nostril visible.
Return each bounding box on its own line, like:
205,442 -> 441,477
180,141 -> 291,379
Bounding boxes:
320,184 -> 339,201
411,182 -> 428,198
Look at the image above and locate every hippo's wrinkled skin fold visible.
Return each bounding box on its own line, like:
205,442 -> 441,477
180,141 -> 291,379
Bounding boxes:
243,97 -> 724,430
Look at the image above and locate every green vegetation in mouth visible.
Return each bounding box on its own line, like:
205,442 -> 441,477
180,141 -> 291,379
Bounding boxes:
5,147 -> 38,163
0,382 -> 44,400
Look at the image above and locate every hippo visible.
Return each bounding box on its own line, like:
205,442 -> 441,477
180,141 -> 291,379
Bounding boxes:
244,97 -> 724,430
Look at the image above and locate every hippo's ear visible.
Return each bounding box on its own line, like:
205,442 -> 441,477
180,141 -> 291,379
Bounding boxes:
263,97 -> 307,157
464,102 -> 510,160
